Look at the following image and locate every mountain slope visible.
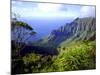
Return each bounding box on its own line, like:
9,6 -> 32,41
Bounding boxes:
37,17 -> 96,47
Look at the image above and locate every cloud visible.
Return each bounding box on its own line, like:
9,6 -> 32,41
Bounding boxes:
29,3 -> 68,18
80,6 -> 95,18
34,3 -> 62,12
14,2 -> 68,18
12,1 -> 80,18
12,1 -> 95,18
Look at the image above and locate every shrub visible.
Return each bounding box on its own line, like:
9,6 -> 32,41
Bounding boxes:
53,41 -> 96,71
13,41 -> 96,73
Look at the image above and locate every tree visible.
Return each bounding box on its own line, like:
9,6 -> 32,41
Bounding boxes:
11,18 -> 36,57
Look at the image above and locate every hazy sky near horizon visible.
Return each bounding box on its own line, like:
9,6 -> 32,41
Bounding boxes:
11,0 -> 96,41
12,1 -> 95,19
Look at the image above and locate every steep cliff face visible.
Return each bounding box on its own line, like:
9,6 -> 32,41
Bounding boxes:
39,17 -> 96,47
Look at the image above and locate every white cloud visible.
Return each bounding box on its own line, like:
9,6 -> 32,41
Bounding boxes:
12,1 -> 95,18
30,3 -> 67,17
12,2 -> 69,18
80,6 -> 95,18
34,3 -> 61,12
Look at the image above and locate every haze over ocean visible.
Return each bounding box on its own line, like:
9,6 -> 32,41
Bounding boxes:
12,1 -> 95,41
18,17 -> 74,41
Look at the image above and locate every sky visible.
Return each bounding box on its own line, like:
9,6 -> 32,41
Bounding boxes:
11,0 -> 96,41
12,0 -> 95,19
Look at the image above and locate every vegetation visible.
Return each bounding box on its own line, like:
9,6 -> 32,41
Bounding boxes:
11,19 -> 36,57
39,17 -> 96,47
54,41 -> 96,71
11,17 -> 96,74
12,41 -> 96,74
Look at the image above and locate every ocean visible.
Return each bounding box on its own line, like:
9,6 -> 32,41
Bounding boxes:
18,17 -> 74,42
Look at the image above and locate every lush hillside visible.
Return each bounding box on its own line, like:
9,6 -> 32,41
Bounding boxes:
12,17 -> 96,74
12,41 -> 95,74
54,41 -> 96,71
38,17 -> 96,47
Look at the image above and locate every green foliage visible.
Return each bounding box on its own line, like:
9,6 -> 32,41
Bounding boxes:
12,41 -> 96,74
11,20 -> 36,57
18,21 -> 33,30
12,17 -> 96,74
53,41 -> 96,71
12,21 -> 33,30
23,53 -> 41,65
17,41 -> 95,73
22,53 -> 55,73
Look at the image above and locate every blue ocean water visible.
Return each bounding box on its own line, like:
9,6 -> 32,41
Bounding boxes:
19,17 -> 74,42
